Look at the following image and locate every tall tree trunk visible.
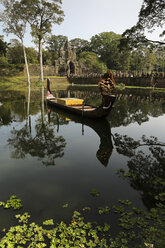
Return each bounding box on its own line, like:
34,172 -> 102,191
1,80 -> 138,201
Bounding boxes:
39,39 -> 44,82
21,38 -> 30,86
41,85 -> 45,125
26,84 -> 31,131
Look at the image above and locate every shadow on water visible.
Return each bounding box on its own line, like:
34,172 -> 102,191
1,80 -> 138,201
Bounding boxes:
46,104 -> 114,167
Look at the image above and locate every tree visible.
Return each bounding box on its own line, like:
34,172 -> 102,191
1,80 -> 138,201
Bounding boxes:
0,37 -> 8,56
7,41 -> 24,64
45,34 -> 68,64
129,46 -> 157,73
78,51 -> 107,73
26,47 -> 38,64
20,0 -> 64,81
0,0 -> 31,86
6,39 -> 38,64
69,38 -> 91,57
122,0 -> 165,46
90,32 -> 130,70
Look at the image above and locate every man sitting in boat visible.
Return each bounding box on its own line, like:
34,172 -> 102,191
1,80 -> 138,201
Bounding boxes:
98,70 -> 116,109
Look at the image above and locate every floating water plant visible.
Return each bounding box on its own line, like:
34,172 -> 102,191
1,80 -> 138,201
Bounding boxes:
98,205 -> 110,215
43,219 -> 54,226
89,188 -> 100,197
0,195 -> 22,210
0,194 -> 165,247
62,203 -> 69,208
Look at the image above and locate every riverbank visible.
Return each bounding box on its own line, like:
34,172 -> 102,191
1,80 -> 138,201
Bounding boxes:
1,75 -> 165,93
68,74 -> 165,88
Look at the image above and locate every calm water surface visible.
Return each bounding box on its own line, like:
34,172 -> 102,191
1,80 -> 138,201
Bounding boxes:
0,85 -> 165,232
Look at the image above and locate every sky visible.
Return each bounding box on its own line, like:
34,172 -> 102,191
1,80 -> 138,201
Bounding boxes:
0,0 -> 163,48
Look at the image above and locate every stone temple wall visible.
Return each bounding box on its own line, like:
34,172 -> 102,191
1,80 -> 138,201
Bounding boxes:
25,65 -> 55,76
54,40 -> 87,76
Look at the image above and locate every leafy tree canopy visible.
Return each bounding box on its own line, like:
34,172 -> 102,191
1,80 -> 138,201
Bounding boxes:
90,32 -> 130,70
7,39 -> 38,64
0,0 -> 27,41
20,0 -> 64,41
122,0 -> 165,47
0,37 -> 8,56
45,34 -> 68,63
69,38 -> 91,57
78,51 -> 107,73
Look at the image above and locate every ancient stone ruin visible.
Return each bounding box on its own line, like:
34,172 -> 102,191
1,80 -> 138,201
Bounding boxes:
54,40 -> 87,76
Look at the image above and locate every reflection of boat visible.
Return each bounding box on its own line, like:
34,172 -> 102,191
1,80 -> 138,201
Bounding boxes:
47,105 -> 113,167
46,79 -> 116,119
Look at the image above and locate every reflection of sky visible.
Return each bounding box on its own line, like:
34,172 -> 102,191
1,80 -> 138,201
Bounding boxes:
112,115 -> 165,141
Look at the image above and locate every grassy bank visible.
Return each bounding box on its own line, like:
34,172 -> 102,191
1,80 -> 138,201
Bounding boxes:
0,75 -> 69,91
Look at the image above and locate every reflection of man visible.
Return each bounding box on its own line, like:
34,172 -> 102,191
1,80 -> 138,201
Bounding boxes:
91,119 -> 113,167
96,134 -> 113,167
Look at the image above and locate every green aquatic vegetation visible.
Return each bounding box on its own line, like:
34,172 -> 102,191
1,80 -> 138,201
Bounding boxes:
43,219 -> 54,226
82,207 -> 91,212
90,188 -> 100,197
0,195 -> 22,210
62,203 -> 69,208
98,206 -> 110,215
15,213 -> 30,224
0,202 -> 5,207
97,223 -> 110,232
118,200 -> 132,206
0,195 -> 165,247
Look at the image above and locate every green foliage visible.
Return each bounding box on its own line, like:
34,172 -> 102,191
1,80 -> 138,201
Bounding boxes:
0,56 -> 9,67
45,35 -> 68,63
62,203 -> 69,208
98,205 -> 110,215
79,51 -> 107,73
0,38 -> 8,56
43,219 -> 54,226
0,194 -> 165,247
129,46 -> 157,72
20,0 -> 65,41
90,32 -> 131,70
7,42 -> 24,64
70,38 -> 91,57
15,212 -> 30,223
82,207 -> 91,212
6,40 -> 38,65
0,195 -> 22,210
90,188 -> 100,197
122,0 -> 165,46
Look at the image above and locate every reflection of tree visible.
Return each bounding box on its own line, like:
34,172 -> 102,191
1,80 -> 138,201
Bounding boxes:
8,119 -> 66,166
8,87 -> 66,166
114,134 -> 165,209
109,96 -> 165,127
0,105 -> 12,126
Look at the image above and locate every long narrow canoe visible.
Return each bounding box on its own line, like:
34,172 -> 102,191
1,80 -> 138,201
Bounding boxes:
46,79 -> 116,119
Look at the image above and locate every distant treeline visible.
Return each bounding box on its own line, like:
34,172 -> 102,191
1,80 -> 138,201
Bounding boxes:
0,32 -> 165,75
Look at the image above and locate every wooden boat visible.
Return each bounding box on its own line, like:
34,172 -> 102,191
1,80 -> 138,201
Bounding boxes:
46,79 -> 116,119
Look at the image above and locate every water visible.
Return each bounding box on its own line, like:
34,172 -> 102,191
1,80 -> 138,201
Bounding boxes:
0,85 -> 165,233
